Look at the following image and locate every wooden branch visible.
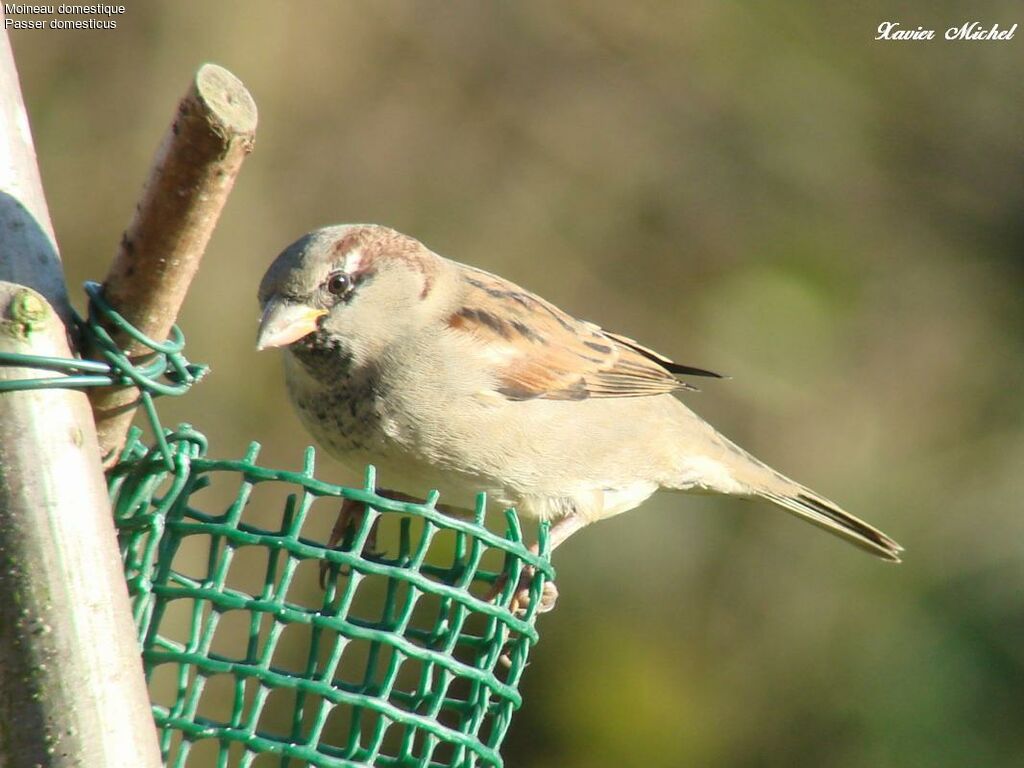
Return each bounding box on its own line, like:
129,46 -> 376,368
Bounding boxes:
0,24 -> 162,767
88,63 -> 257,460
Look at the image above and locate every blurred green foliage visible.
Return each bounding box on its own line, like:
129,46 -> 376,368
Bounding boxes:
10,2 -> 1024,766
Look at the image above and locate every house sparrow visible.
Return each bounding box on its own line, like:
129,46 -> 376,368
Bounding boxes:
257,224 -> 901,609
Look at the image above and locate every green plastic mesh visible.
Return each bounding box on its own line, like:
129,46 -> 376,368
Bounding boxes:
112,429 -> 552,767
1,282 -> 553,768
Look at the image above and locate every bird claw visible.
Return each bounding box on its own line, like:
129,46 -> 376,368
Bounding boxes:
489,566 -> 558,616
510,577 -> 559,616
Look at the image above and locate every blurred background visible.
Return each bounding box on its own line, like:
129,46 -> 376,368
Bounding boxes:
10,2 -> 1024,766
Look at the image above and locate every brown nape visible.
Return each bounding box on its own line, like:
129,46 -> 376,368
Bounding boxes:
326,225 -> 437,299
330,230 -> 367,259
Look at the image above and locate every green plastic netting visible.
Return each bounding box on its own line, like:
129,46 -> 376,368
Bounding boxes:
1,283 -> 553,768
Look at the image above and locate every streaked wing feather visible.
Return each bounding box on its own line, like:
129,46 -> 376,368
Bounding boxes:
449,266 -> 718,401
602,330 -> 724,379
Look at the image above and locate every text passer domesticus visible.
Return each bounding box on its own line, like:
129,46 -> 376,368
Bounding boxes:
257,224 -> 901,609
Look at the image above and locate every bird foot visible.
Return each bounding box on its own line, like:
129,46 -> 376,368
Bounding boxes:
514,575 -> 559,615
492,567 -> 558,668
489,566 -> 559,616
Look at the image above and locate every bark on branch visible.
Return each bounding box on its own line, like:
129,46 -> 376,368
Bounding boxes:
88,63 -> 257,460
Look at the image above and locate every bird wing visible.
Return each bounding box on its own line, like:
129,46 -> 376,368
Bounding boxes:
447,266 -> 722,401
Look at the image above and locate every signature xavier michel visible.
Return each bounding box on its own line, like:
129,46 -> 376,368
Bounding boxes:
876,21 -> 1017,41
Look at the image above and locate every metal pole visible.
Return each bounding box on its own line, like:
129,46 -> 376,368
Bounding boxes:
0,22 -> 163,768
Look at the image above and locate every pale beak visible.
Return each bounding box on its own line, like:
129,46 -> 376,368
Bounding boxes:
256,299 -> 328,351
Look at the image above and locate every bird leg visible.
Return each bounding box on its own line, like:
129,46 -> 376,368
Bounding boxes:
493,512 -> 589,616
319,496 -> 384,587
319,489 -> 470,588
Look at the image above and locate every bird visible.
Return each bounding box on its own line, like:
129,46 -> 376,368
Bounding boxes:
257,224 -> 902,610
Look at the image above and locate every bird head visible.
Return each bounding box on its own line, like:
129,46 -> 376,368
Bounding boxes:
257,224 -> 448,365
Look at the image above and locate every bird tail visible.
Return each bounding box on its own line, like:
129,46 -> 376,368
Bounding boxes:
668,411 -> 902,561
756,482 -> 903,562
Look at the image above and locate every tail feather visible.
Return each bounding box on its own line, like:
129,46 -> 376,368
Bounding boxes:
669,418 -> 902,561
759,487 -> 903,562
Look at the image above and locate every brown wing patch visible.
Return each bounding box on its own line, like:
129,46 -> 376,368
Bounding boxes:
448,266 -> 720,401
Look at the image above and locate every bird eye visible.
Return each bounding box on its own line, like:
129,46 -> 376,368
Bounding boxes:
326,271 -> 352,297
